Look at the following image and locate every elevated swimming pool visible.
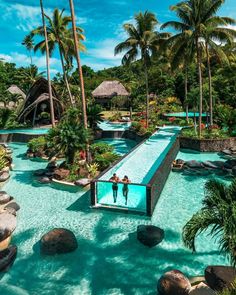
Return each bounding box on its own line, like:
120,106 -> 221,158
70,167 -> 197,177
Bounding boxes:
92,127 -> 181,215
164,112 -> 208,118
0,128 -> 50,135
97,120 -> 131,131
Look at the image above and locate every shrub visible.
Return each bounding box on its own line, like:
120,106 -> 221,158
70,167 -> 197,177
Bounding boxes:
90,142 -> 114,156
94,152 -> 120,170
87,163 -> 99,177
27,136 -> 47,153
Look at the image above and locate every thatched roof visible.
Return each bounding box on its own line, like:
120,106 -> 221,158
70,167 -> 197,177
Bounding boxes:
18,77 -> 63,123
7,85 -> 26,99
92,80 -> 129,98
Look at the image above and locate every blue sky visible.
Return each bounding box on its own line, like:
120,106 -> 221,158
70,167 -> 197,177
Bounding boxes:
0,0 -> 236,74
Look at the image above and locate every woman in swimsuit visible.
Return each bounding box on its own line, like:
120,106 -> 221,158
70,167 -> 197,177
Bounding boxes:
122,175 -> 131,205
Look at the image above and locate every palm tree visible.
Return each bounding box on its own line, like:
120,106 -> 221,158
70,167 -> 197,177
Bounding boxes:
115,11 -> 169,128
69,0 -> 89,161
22,34 -> 34,65
39,0 -> 55,127
161,0 -> 234,137
16,65 -> 45,91
183,178 -> 236,266
87,104 -> 103,130
32,8 -> 85,106
202,15 -> 236,125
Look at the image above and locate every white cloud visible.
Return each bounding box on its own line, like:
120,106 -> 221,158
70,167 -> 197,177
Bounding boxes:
0,52 -> 60,70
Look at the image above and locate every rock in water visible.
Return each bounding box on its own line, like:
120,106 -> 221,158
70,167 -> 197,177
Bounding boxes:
0,191 -> 11,205
157,270 -> 191,295
4,202 -> 20,212
205,265 -> 236,291
0,245 -> 17,272
0,213 -> 17,242
40,228 -> 78,255
189,282 -> 215,295
0,172 -> 10,182
137,225 -> 164,247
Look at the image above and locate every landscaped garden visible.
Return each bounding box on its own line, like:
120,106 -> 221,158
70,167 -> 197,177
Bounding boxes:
0,0 -> 236,294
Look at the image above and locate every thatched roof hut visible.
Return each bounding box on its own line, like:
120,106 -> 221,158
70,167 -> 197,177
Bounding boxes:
92,80 -> 129,108
18,78 -> 63,125
7,85 -> 26,99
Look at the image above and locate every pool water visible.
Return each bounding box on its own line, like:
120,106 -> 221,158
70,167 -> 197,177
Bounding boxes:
164,112 -> 207,118
0,128 -> 50,135
1,144 -> 229,295
97,121 -> 131,131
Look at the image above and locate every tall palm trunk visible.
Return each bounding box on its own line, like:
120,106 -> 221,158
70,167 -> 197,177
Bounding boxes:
206,43 -> 213,126
58,43 -> 74,106
144,61 -> 149,128
40,0 -> 55,127
29,49 -> 33,66
184,66 -> 189,122
196,37 -> 203,137
69,0 -> 90,161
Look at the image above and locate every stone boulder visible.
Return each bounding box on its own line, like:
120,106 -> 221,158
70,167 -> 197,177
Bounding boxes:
39,177 -> 51,184
232,166 -> 236,176
53,169 -> 70,180
0,191 -> 11,205
75,178 -> 90,187
0,172 -> 10,182
224,159 -> 236,169
0,213 -> 17,242
157,270 -> 191,295
205,265 -> 236,291
137,225 -> 164,247
189,282 -> 215,295
185,161 -> 204,169
40,228 -> 78,255
33,169 -> 47,177
46,161 -> 57,171
4,202 -> 20,212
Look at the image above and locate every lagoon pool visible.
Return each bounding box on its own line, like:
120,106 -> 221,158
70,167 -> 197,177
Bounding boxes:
1,144 -> 229,295
0,128 -> 50,135
98,120 -> 131,131
164,112 -> 208,118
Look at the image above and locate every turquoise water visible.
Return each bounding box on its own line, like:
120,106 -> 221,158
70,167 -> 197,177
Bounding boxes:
165,112 -> 208,118
98,121 -> 131,131
100,127 -> 181,184
0,128 -> 50,135
96,138 -> 136,155
1,144 -> 229,295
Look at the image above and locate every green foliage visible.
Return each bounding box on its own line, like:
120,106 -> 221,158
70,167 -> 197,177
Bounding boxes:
27,136 -> 47,153
0,146 -> 7,171
108,112 -> 122,122
87,163 -> 99,177
215,104 -> 236,136
181,127 -> 228,139
94,152 -> 120,171
87,104 -> 103,129
217,280 -> 236,295
90,142 -> 114,156
183,178 -> 236,266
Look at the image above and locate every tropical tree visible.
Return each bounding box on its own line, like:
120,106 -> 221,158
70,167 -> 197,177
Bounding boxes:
32,8 -> 85,105
183,178 -> 236,266
22,34 -> 34,65
16,65 -> 45,91
115,11 -> 170,128
39,0 -> 55,127
87,104 -> 103,130
161,0 -> 235,136
69,0 -> 89,161
47,108 -> 90,165
202,13 -> 236,125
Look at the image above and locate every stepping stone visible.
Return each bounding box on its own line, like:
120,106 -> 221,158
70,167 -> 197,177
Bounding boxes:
74,178 -> 90,186
137,225 -> 164,247
4,202 -> 20,212
33,169 -> 46,176
0,172 -> 10,182
0,192 -> 11,205
0,213 -> 17,242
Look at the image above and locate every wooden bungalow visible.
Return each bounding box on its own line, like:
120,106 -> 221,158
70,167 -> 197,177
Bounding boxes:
18,78 -> 63,126
92,80 -> 130,108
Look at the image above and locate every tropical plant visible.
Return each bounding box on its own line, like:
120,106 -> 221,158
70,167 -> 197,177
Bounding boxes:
217,280 -> 236,295
161,0 -> 236,136
47,107 -> 91,165
22,34 -> 34,65
183,178 -> 236,266
87,162 -> 99,177
87,104 -> 103,130
115,11 -> 170,128
39,0 -> 55,127
90,142 -> 114,156
32,8 -> 85,105
16,65 -> 45,91
215,104 -> 236,136
27,136 -> 47,153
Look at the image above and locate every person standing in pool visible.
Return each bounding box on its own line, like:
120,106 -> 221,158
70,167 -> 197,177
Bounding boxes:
122,175 -> 131,205
109,173 -> 120,203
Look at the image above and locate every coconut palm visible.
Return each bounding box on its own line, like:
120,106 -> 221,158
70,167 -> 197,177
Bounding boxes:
39,0 -> 55,127
161,0 -> 235,136
87,104 -> 103,130
22,34 -> 34,65
202,15 -> 236,125
16,65 -> 45,91
32,8 -> 85,106
115,11 -> 170,128
183,178 -> 236,266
